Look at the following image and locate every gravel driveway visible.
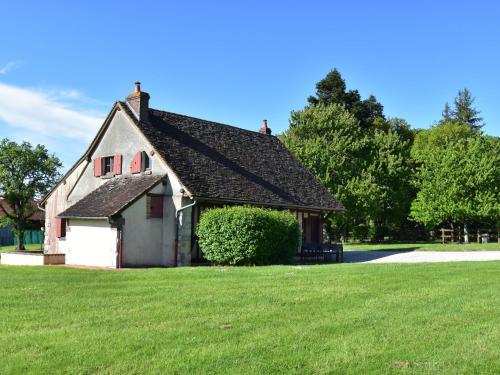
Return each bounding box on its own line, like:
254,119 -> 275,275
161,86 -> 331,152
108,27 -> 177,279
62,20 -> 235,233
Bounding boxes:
344,250 -> 500,263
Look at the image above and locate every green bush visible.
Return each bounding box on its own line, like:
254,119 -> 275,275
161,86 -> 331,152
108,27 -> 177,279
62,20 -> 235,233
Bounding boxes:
196,206 -> 301,265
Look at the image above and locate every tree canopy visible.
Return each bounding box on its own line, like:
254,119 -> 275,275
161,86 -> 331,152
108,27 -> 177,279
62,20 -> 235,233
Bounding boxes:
280,99 -> 414,240
307,69 -> 385,129
440,88 -> 483,131
0,139 -> 61,250
281,69 -> 498,242
410,126 -> 499,240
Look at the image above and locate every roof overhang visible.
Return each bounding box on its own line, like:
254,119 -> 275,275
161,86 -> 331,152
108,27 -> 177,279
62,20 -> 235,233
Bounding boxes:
58,216 -> 108,220
193,195 -> 345,212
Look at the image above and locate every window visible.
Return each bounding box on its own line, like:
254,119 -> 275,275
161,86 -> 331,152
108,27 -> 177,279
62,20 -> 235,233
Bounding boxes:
103,156 -> 114,175
55,217 -> 66,238
142,151 -> 151,171
131,151 -> 152,174
94,155 -> 122,177
147,194 -> 163,218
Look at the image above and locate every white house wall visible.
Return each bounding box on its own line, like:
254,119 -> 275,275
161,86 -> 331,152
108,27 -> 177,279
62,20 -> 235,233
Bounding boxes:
121,180 -> 193,267
63,219 -> 117,268
121,184 -> 166,266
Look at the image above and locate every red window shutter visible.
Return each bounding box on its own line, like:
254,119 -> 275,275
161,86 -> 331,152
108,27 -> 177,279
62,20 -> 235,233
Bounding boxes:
94,157 -> 102,177
131,152 -> 142,174
55,217 -> 66,238
55,217 -> 61,238
114,154 -> 122,175
137,151 -> 143,172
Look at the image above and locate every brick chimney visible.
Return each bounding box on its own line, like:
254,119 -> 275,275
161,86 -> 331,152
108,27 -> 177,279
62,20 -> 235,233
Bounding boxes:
259,119 -> 272,135
126,81 -> 150,122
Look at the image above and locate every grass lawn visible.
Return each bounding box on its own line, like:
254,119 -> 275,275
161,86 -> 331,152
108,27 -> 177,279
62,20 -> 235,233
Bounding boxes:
0,263 -> 499,374
0,243 -> 42,253
344,241 -> 500,252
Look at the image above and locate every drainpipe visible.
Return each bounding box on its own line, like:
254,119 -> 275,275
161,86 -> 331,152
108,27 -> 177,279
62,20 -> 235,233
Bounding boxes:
174,199 -> 197,267
109,216 -> 125,269
117,226 -> 123,269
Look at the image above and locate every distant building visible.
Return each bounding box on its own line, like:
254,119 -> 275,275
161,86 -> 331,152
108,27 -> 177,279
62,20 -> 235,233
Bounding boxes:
0,200 -> 44,246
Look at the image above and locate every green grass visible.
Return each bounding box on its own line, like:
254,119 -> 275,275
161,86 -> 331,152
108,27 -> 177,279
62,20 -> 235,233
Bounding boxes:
0,263 -> 499,374
344,241 -> 500,252
0,243 -> 42,253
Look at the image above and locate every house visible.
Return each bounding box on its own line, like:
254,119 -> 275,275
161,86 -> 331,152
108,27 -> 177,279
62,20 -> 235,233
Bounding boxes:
40,83 -> 343,268
0,200 -> 44,246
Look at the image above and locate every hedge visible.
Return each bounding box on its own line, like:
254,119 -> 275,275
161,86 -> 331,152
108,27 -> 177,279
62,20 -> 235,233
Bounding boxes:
196,206 -> 301,265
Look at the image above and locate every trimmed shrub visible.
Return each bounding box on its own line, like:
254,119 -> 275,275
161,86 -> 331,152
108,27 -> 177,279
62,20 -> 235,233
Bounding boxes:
196,206 -> 301,265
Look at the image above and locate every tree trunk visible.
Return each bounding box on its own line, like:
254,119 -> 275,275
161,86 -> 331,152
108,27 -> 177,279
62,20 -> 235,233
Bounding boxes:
463,220 -> 469,244
16,220 -> 26,251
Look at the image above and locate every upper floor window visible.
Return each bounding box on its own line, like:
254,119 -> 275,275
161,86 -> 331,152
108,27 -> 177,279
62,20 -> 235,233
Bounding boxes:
94,154 -> 122,177
142,151 -> 151,171
103,156 -> 114,175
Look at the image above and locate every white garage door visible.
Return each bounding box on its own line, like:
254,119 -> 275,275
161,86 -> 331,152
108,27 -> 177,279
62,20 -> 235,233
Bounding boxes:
63,219 -> 117,268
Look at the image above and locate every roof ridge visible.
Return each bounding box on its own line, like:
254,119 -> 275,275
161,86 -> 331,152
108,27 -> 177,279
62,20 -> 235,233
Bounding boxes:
149,107 -> 275,137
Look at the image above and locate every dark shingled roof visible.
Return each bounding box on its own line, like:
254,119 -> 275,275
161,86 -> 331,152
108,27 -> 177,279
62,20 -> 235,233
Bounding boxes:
58,175 -> 164,218
120,102 -> 342,211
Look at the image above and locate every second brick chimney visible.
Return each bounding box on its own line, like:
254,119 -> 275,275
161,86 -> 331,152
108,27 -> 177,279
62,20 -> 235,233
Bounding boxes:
126,81 -> 150,122
259,119 -> 272,135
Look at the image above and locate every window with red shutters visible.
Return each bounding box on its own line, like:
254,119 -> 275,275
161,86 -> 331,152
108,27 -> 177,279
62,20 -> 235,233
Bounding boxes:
147,194 -> 163,218
114,154 -> 122,175
55,217 -> 66,238
94,157 -> 102,177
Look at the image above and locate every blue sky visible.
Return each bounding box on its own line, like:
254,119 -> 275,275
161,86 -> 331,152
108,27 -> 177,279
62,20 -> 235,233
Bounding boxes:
1,1 -> 499,169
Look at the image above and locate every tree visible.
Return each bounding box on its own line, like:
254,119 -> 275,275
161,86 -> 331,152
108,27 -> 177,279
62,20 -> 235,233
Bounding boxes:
307,69 -> 348,107
365,128 -> 414,239
387,117 -> 415,145
0,139 -> 61,250
411,121 -> 474,163
307,69 -> 385,129
441,102 -> 453,122
410,130 -> 499,242
452,88 -> 483,131
279,104 -> 414,240
279,104 -> 371,237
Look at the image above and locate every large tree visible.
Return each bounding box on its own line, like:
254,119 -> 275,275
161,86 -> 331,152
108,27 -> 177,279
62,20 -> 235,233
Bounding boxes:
280,104 -> 414,240
0,139 -> 61,250
410,127 -> 499,242
279,104 -> 371,237
281,69 -> 418,240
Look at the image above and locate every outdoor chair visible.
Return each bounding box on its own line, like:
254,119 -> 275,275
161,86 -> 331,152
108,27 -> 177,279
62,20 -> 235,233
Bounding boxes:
300,242 -> 322,263
321,243 -> 344,263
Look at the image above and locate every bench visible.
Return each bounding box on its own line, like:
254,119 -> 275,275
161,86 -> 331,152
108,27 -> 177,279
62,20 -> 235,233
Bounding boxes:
300,242 -> 343,263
